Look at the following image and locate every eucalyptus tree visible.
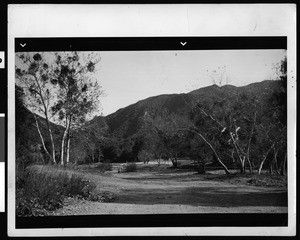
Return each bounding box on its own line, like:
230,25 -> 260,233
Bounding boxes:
16,53 -> 58,163
50,52 -> 103,165
16,51 -> 104,165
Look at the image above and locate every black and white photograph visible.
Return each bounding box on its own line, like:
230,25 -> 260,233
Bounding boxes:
7,4 -> 296,237
14,47 -> 288,216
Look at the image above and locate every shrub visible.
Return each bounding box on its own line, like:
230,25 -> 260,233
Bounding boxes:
16,169 -> 96,216
195,162 -> 206,174
76,158 -> 85,165
88,191 -> 116,202
94,162 -> 112,172
16,190 -> 51,217
124,162 -> 137,172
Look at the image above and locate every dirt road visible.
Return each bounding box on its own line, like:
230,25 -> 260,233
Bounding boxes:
32,164 -> 287,215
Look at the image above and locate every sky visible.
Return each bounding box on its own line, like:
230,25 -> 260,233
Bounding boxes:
15,49 -> 286,117
95,50 -> 286,116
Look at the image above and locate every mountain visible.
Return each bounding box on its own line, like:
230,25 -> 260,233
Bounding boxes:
15,80 -> 284,165
103,80 -> 283,138
104,93 -> 189,138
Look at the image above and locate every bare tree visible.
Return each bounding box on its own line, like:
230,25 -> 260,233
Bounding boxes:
207,65 -> 232,87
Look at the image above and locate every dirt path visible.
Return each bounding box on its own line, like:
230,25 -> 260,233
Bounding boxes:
33,165 -> 287,215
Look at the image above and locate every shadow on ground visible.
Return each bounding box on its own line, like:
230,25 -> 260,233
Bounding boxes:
115,186 -> 287,207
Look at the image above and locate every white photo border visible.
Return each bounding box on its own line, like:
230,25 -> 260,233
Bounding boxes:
7,4 -> 296,236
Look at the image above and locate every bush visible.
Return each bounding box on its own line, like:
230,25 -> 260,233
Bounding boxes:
16,169 -> 96,216
75,158 -> 85,165
124,162 -> 137,172
16,190 -> 51,217
88,191 -> 116,202
195,162 -> 206,174
94,162 -> 112,172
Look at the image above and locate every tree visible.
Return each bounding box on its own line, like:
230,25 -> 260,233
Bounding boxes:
185,66 -> 268,174
138,149 -> 154,164
140,110 -> 182,167
207,65 -> 232,87
257,55 -> 287,174
71,119 -> 108,164
141,106 -> 231,173
16,52 -> 104,166
189,138 -> 213,174
257,89 -> 287,174
173,112 -> 231,174
225,92 -> 259,173
49,52 -> 103,165
16,53 -> 58,163
100,137 -> 123,162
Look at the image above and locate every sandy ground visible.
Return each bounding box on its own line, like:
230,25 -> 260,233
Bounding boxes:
52,202 -> 287,215
32,163 -> 288,215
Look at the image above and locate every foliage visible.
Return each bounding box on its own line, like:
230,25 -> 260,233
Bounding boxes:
94,162 -> 113,172
139,109 -> 188,167
48,52 -> 103,128
16,52 -> 104,165
95,135 -> 142,163
138,149 -> 154,163
15,51 -> 287,175
70,117 -> 108,164
124,162 -> 137,172
194,161 -> 206,174
16,53 -> 59,163
16,169 -> 96,216
255,57 -> 287,174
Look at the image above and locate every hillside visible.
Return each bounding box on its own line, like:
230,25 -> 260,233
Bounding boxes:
15,85 -> 65,166
15,80 -> 284,165
104,80 -> 283,138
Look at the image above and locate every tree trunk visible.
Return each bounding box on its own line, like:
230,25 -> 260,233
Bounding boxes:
192,130 -> 230,175
246,156 -> 253,173
49,128 -> 56,164
269,162 -> 273,174
157,154 -> 162,165
32,113 -> 52,163
196,161 -> 206,174
273,148 -> 280,175
32,75 -> 56,164
171,157 -> 178,168
258,143 -> 274,174
66,135 -> 70,164
280,152 -> 287,176
60,118 -> 70,166
230,132 -> 245,174
230,150 -> 236,163
176,124 -> 230,174
242,156 -> 246,174
246,111 -> 256,174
